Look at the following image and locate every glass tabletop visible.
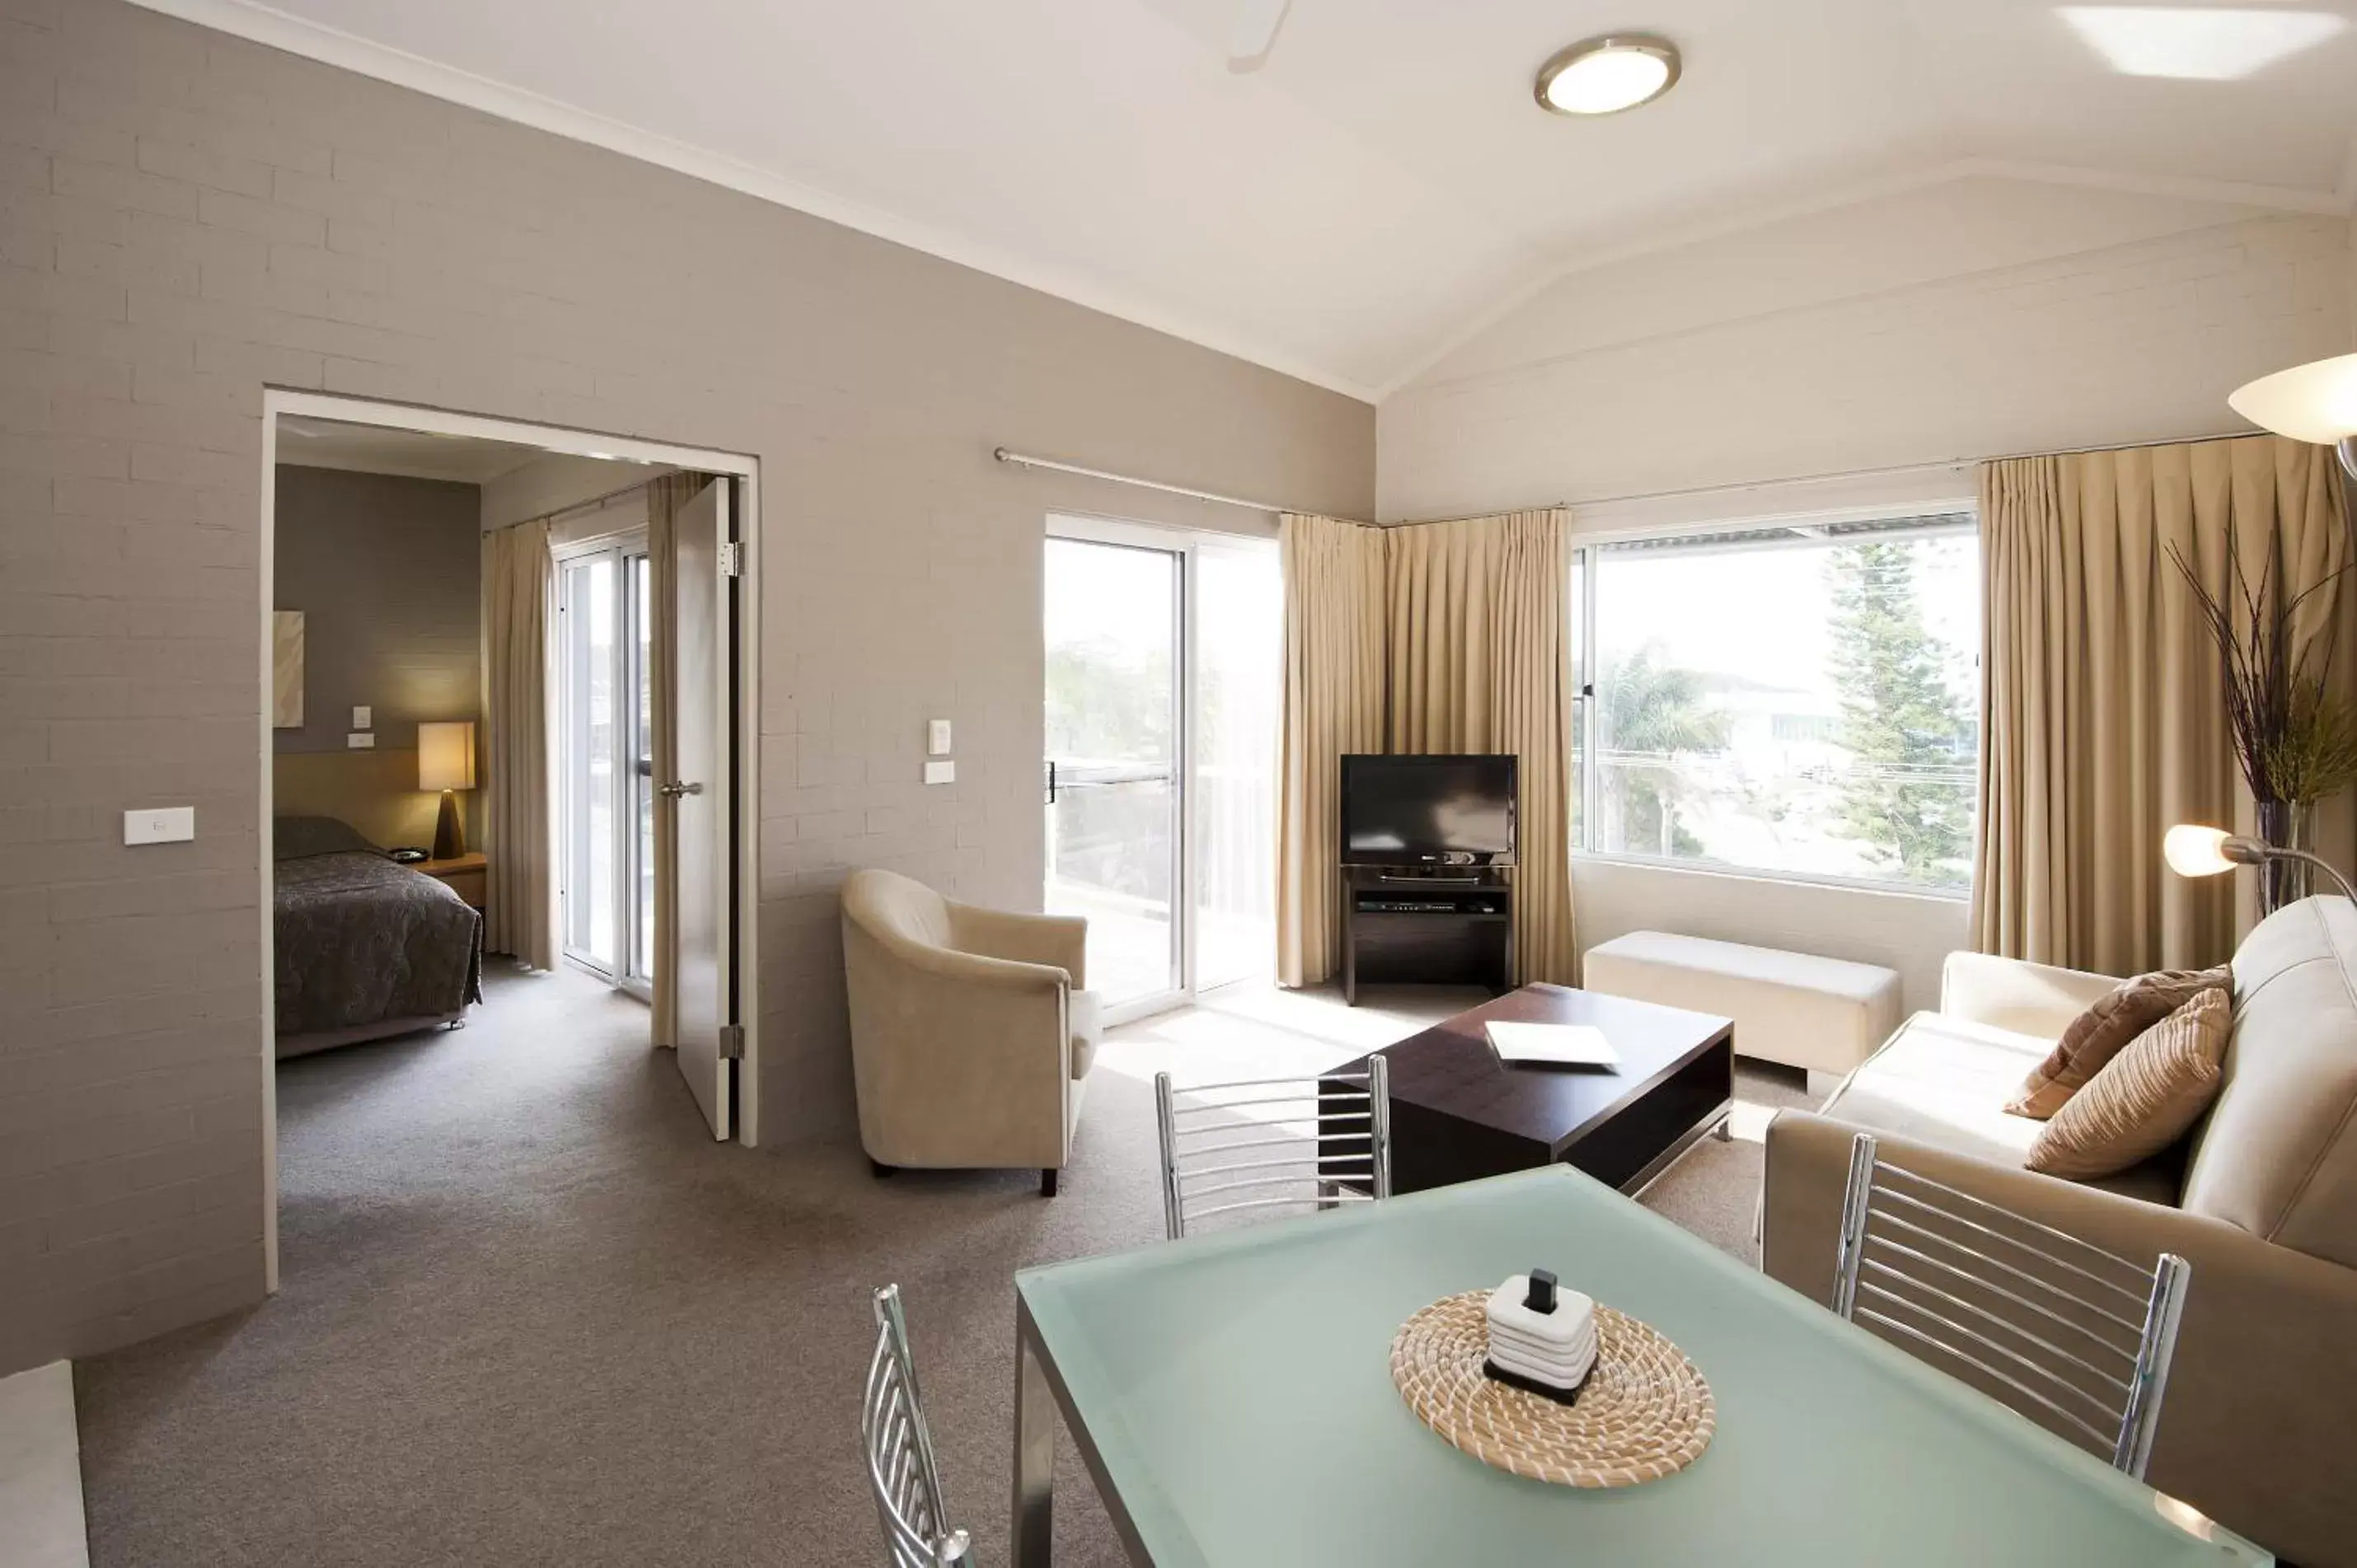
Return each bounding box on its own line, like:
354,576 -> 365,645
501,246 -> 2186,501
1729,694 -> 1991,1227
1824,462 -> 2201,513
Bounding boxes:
1014,1166 -> 2266,1566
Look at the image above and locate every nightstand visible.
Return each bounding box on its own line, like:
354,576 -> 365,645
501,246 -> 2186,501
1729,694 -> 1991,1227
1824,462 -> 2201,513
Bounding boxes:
412,851 -> 487,910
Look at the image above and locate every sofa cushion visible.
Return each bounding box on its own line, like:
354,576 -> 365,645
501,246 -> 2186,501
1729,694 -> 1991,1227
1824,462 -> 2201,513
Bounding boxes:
2184,896 -> 2357,1268
2004,964 -> 2232,1119
2027,988 -> 2229,1179
1824,1011 -> 2183,1206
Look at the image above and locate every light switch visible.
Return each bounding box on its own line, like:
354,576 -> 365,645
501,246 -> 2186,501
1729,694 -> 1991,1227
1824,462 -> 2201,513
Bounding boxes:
348,732 -> 376,749
923,760 -> 955,785
926,719 -> 953,757
124,807 -> 194,845
352,705 -> 372,729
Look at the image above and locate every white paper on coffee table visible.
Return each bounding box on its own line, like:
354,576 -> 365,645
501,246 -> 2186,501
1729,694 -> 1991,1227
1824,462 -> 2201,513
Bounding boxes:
1483,1021 -> 1619,1068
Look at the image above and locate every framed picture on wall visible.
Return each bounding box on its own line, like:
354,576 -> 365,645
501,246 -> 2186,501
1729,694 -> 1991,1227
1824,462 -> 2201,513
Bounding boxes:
272,610 -> 305,728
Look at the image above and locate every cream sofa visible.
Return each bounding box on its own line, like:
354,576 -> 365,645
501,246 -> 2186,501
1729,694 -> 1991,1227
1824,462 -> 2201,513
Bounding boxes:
841,869 -> 1102,1196
1763,896 -> 2357,1568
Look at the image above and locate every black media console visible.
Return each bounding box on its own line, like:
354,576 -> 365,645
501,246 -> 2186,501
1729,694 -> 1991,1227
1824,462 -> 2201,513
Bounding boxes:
1341,864 -> 1515,1005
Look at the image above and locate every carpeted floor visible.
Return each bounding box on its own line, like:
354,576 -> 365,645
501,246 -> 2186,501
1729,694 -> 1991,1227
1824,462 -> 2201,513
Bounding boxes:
74,964 -> 1808,1566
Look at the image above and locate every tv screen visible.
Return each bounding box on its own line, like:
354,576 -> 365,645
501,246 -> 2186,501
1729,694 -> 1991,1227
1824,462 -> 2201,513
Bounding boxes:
1340,754 -> 1518,867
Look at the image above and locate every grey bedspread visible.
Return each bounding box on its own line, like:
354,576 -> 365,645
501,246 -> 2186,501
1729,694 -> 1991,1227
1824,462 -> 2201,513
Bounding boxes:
274,845 -> 484,1039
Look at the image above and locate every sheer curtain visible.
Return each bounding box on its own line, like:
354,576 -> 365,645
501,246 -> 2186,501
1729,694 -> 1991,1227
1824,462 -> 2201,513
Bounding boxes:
1972,435 -> 2351,972
481,517 -> 556,969
1275,514 -> 1385,986
1385,509 -> 1577,985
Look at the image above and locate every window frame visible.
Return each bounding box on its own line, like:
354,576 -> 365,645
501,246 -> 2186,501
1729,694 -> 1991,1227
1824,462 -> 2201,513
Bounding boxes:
1568,501 -> 1982,901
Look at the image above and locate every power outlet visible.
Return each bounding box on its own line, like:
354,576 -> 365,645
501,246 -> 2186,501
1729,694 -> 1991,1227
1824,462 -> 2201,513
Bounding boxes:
923,760 -> 955,785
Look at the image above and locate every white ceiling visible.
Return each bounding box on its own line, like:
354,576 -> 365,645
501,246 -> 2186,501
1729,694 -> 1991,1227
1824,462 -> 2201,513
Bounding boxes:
276,415 -> 551,481
154,0 -> 2357,400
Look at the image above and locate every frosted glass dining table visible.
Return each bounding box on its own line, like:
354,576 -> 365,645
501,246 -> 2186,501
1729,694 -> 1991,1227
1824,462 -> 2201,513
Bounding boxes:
1010,1165 -> 2266,1566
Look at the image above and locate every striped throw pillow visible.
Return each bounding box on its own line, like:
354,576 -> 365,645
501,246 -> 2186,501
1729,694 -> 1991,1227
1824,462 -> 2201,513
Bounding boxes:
2026,988 -> 2230,1181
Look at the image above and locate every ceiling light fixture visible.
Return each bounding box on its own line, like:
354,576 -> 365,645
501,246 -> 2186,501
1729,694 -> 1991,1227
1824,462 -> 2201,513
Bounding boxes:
1534,34 -> 1680,116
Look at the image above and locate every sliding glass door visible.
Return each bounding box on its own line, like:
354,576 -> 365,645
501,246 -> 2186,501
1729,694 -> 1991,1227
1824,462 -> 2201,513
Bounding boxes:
1043,521 -> 1281,1023
557,537 -> 655,992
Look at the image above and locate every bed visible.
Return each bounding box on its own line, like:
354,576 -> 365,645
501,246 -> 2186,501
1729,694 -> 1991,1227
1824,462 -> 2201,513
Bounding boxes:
274,816 -> 485,1058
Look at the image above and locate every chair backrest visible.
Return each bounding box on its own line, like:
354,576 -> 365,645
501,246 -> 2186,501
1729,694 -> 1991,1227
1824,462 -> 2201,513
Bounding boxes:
843,868 -> 955,953
861,1285 -> 971,1567
1153,1056 -> 1390,1241
1830,1132 -> 2191,1480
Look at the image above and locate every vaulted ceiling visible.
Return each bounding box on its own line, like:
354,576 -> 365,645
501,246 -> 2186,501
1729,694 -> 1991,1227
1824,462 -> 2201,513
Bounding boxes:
146,0 -> 2357,400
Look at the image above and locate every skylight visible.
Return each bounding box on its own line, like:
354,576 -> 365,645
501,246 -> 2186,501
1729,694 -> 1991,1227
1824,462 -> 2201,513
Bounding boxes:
2057,6 -> 2347,80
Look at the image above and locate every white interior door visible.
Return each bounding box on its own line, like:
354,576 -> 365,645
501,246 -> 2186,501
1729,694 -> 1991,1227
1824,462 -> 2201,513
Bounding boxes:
669,480 -> 733,1138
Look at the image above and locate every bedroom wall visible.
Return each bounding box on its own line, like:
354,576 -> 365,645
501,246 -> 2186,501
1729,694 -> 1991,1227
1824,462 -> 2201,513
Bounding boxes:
0,0 -> 1373,1374
270,464 -> 480,755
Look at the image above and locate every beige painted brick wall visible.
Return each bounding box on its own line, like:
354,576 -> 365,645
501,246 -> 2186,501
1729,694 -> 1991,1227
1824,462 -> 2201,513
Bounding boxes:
0,0 -> 1374,1374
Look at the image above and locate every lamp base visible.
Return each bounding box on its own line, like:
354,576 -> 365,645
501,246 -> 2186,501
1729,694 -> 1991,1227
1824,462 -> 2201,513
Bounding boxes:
2339,435 -> 2355,483
432,790 -> 466,860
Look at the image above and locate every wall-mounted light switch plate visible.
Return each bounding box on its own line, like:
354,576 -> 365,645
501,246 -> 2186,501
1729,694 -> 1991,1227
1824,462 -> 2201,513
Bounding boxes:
124,807 -> 194,845
923,760 -> 955,785
348,732 -> 376,749
352,705 -> 372,729
926,719 -> 952,756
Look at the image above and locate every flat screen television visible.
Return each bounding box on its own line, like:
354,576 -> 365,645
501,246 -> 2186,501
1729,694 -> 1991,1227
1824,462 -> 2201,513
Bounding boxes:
1340,754 -> 1518,868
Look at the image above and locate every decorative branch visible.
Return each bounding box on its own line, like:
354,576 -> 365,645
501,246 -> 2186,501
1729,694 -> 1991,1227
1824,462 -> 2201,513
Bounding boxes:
2168,533 -> 2357,806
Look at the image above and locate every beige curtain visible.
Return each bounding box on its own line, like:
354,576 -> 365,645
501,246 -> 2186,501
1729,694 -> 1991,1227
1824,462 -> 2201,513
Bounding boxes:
643,474 -> 702,1049
1972,436 -> 2352,973
1385,510 -> 1577,985
482,518 -> 556,969
1276,514 -> 1387,985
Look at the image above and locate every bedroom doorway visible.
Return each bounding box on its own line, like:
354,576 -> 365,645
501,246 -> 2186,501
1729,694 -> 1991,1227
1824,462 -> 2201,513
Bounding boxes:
256,392 -> 764,1294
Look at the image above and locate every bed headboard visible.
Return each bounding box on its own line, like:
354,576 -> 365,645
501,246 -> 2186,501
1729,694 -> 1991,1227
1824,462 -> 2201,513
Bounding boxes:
273,748 -> 443,851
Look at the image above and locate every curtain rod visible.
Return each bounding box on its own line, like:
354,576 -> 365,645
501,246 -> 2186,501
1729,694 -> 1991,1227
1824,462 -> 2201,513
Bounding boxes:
998,427 -> 2267,530
1557,428 -> 2263,513
489,470 -> 674,533
992,447 -> 1363,522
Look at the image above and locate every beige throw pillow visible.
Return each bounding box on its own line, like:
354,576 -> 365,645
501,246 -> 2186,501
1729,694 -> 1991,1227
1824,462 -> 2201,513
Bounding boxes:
2005,964 -> 2232,1119
2025,989 -> 2230,1180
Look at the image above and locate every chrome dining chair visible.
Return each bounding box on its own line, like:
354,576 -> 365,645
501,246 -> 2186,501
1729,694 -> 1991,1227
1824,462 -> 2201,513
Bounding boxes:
1830,1131 -> 2191,1480
1153,1056 -> 1390,1241
861,1284 -> 970,1567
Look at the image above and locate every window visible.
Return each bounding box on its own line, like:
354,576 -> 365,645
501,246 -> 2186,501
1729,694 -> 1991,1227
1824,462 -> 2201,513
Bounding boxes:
558,537 -> 656,990
1572,512 -> 1980,892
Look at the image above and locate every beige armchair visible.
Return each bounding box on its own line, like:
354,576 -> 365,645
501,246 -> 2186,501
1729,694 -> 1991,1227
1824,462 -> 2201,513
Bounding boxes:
840,868 -> 1103,1196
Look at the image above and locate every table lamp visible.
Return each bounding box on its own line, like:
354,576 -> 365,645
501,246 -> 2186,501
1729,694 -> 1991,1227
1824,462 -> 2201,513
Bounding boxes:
2162,823 -> 2357,902
2228,353 -> 2357,480
419,720 -> 476,860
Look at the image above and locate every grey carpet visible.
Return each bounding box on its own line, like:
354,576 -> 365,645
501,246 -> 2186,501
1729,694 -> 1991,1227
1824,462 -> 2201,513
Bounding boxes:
75,965 -> 1804,1566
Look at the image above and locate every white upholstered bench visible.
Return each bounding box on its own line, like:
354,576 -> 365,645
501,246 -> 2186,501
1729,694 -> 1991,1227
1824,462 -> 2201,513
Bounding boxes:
1581,932 -> 1901,1093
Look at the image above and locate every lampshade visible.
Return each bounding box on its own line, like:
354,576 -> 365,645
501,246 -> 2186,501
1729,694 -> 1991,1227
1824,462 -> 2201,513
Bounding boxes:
2228,353 -> 2357,478
418,721 -> 476,793
2163,824 -> 2236,878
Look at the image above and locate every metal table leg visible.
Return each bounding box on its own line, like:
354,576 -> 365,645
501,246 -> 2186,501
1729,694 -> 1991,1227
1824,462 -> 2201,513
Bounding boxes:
1013,1303 -> 1056,1567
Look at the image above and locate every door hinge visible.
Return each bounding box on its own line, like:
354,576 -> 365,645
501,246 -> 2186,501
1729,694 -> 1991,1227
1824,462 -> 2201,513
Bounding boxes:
718,1023 -> 745,1060
718,541 -> 743,578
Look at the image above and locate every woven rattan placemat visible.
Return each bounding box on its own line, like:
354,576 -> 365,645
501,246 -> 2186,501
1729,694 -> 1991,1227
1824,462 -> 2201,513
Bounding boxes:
1389,1290 -> 1714,1487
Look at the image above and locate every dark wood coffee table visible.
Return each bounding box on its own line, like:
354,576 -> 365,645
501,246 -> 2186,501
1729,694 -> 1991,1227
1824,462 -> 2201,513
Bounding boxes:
1329,984 -> 1734,1195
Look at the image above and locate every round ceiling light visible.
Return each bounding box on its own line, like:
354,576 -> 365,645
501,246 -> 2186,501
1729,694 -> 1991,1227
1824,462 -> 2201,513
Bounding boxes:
1534,34 -> 1681,116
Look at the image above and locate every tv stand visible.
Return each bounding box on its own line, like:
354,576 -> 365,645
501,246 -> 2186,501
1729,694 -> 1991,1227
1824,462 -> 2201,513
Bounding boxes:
1341,864 -> 1514,1005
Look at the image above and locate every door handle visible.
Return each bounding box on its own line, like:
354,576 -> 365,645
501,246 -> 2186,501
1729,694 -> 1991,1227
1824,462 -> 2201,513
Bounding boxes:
658,781 -> 705,799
